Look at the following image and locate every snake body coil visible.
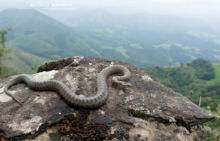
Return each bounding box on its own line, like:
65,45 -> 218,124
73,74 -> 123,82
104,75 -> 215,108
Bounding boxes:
4,65 -> 131,108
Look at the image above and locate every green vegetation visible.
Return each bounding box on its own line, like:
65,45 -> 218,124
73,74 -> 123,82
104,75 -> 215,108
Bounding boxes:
143,59 -> 219,110
1,48 -> 47,76
0,28 -> 47,77
1,9 -> 220,68
0,9 -> 101,62
0,29 -> 10,77
188,59 -> 215,80
143,59 -> 220,135
0,29 -> 10,48
207,63 -> 220,85
60,8 -> 220,67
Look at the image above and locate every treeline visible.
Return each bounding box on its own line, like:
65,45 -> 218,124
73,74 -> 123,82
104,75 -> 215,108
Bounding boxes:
143,58 -> 220,132
188,59 -> 215,80
143,59 -> 219,111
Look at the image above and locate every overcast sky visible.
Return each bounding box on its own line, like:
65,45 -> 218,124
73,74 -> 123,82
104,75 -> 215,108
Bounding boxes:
1,0 -> 220,20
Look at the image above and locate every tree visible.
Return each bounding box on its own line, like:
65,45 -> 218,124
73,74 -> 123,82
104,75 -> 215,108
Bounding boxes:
0,29 -> 10,76
188,58 -> 215,80
0,29 -> 10,55
0,29 -> 9,48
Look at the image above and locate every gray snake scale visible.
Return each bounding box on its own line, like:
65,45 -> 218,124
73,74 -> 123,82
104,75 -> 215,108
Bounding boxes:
4,65 -> 131,108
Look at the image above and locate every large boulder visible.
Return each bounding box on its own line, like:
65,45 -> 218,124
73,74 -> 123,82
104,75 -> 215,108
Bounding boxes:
0,56 -> 215,141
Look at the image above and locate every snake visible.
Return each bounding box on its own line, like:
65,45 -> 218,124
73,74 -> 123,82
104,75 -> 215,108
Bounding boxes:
3,65 -> 131,108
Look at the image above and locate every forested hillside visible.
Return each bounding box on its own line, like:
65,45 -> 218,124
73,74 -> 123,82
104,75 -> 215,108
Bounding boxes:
143,59 -> 220,131
143,59 -> 219,109
0,8 -> 220,68
0,48 -> 47,77
0,9 -> 103,60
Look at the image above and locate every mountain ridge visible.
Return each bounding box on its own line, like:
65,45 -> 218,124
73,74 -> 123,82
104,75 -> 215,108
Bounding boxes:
0,8 -> 101,60
44,8 -> 220,66
0,8 -> 220,68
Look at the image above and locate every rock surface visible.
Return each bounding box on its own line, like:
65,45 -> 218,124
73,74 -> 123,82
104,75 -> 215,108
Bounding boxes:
0,56 -> 215,141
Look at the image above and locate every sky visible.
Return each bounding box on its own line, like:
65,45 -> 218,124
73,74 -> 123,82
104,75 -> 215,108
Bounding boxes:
0,0 -> 220,20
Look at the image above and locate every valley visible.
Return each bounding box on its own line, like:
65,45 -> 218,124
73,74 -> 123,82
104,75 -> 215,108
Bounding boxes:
0,8 -> 220,69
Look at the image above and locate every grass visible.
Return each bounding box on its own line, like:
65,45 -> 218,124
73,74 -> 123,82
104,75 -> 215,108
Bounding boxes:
207,63 -> 220,85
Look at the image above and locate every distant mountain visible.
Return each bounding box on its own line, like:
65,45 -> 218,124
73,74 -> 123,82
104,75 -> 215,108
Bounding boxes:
1,8 -> 220,68
0,8 -> 102,60
44,8 -> 220,66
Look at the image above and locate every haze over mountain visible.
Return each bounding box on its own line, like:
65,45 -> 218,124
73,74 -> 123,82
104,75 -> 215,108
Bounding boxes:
0,9 -> 102,59
0,8 -> 220,68
43,7 -> 220,66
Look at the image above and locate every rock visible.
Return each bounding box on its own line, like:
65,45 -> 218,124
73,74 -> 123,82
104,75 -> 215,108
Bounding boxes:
37,58 -> 74,72
0,56 -> 216,141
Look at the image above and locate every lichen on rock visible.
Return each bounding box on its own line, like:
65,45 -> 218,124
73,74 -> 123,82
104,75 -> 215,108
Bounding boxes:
0,56 -> 215,141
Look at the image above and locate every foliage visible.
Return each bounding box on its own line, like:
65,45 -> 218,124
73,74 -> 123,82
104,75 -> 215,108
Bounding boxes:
207,63 -> 220,85
0,27 -> 45,78
188,59 -> 215,80
143,59 -> 218,109
0,29 -> 10,49
0,48 -> 47,77
143,59 -> 220,131
0,29 -> 10,77
207,133 -> 220,141
0,47 -> 4,57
